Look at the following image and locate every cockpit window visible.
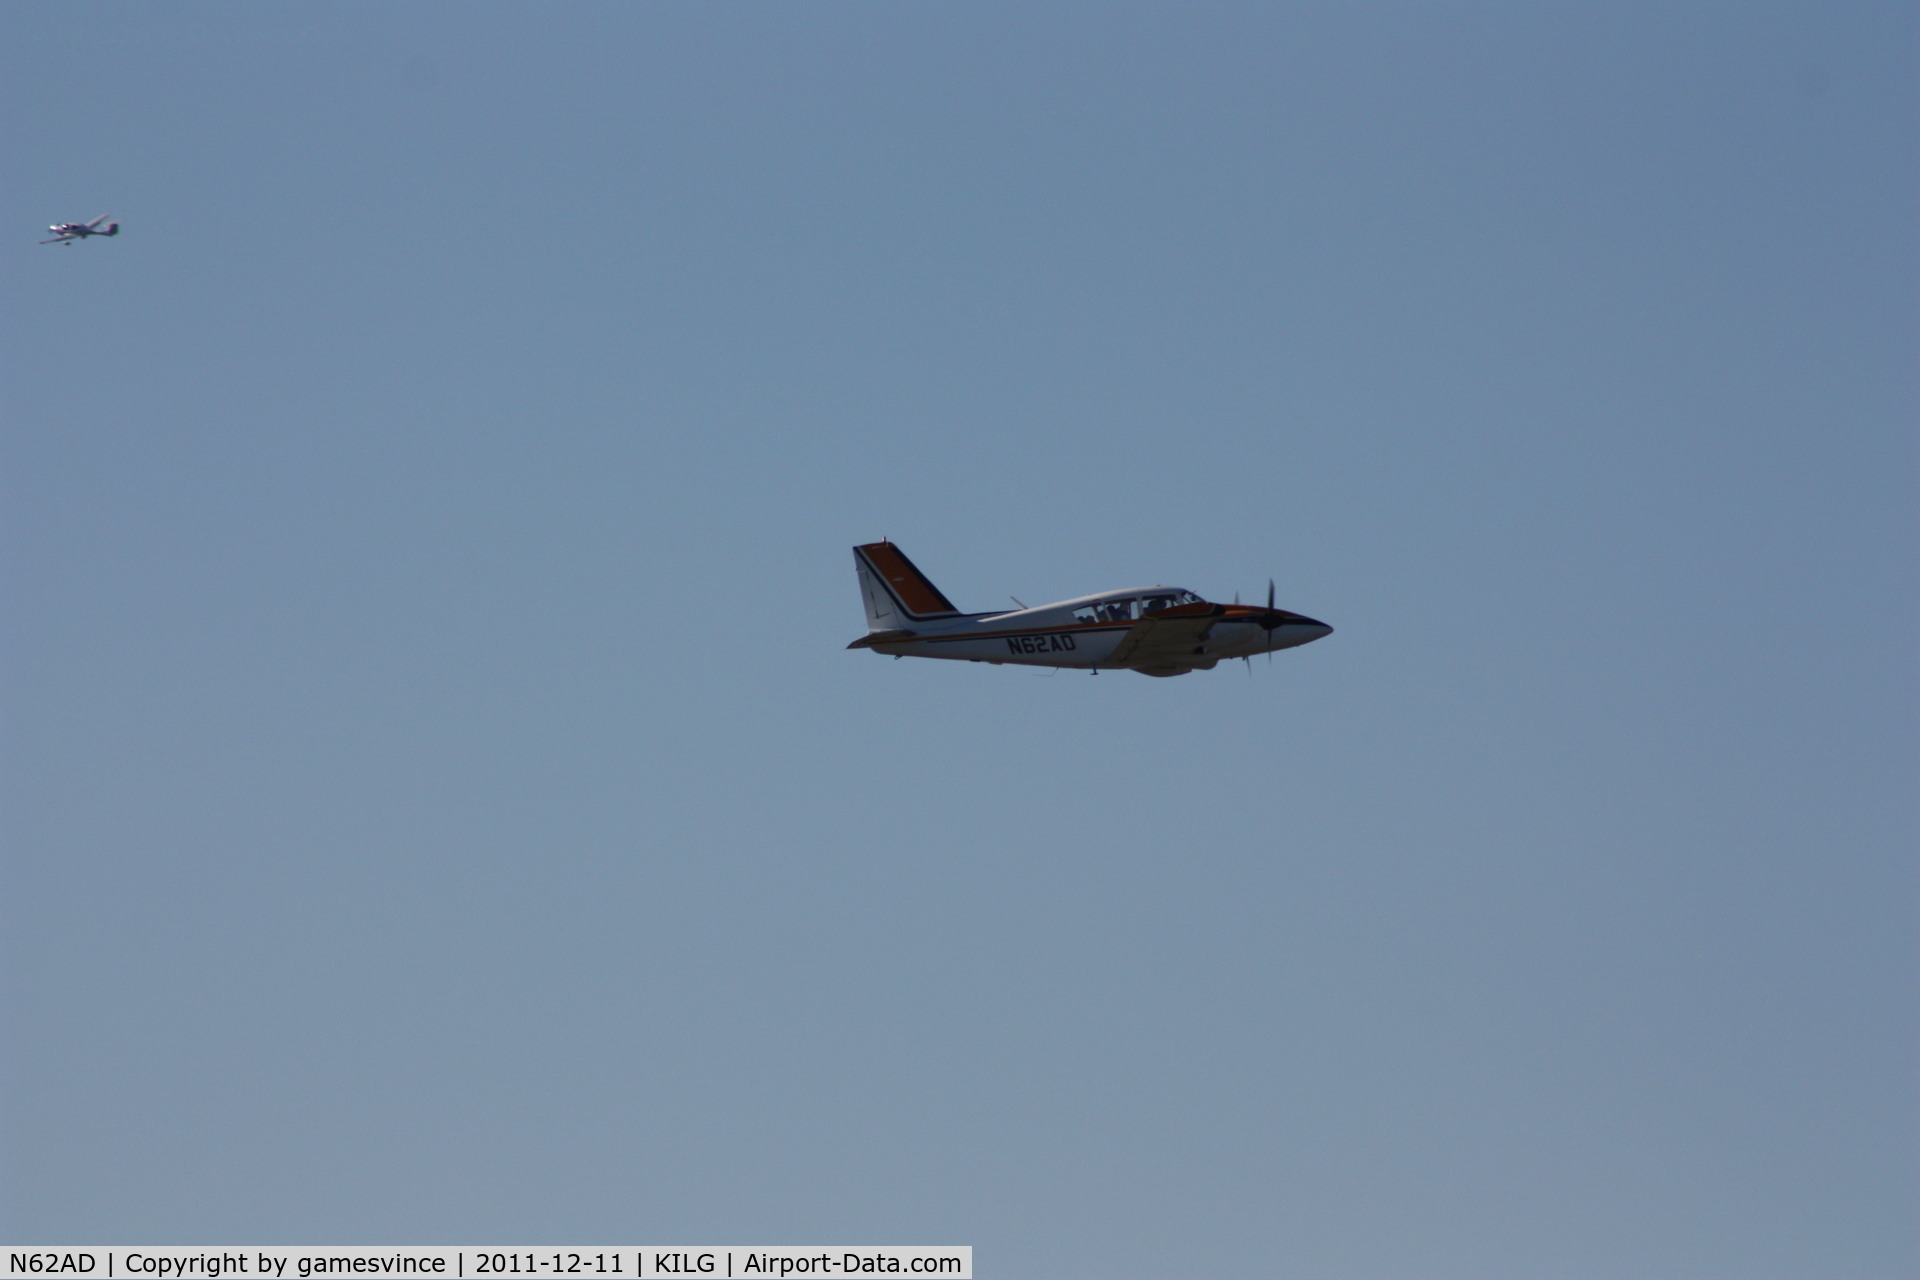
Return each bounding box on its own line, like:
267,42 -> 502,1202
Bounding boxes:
1073,599 -> 1135,623
1074,591 -> 1204,624
1074,591 -> 1203,624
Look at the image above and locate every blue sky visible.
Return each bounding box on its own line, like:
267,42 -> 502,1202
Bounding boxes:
3,4 -> 1914,1276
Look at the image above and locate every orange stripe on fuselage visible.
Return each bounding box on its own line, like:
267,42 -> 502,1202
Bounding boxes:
857,542 -> 958,617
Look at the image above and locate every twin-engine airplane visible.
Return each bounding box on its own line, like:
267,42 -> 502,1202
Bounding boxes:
849,541 -> 1332,677
41,215 -> 119,244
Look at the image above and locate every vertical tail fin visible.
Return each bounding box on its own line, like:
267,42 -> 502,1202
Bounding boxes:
853,542 -> 960,629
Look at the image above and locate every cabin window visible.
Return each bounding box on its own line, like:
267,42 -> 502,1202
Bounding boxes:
1077,591 -> 1200,624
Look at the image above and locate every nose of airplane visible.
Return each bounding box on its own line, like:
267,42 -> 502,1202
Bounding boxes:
1250,611 -> 1331,652
1293,616 -> 1333,642
1261,613 -> 1331,648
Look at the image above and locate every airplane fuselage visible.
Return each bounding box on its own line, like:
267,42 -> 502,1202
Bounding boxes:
849,541 -> 1331,677
43,219 -> 116,243
853,593 -> 1328,671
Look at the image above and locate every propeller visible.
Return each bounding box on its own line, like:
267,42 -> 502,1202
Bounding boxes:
1229,581 -> 1280,671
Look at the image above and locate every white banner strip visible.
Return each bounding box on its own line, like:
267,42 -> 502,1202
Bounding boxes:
2,1252 -> 970,1280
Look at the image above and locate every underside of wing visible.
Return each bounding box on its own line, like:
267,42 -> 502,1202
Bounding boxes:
1105,614 -> 1217,671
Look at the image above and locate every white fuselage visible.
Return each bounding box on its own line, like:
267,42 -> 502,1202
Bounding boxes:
847,542 -> 1332,677
867,588 -> 1329,671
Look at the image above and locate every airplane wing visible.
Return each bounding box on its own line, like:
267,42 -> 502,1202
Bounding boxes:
86,215 -> 111,228
1105,614 -> 1217,669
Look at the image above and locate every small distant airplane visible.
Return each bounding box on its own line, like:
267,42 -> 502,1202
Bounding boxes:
41,215 -> 119,244
848,541 -> 1332,677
